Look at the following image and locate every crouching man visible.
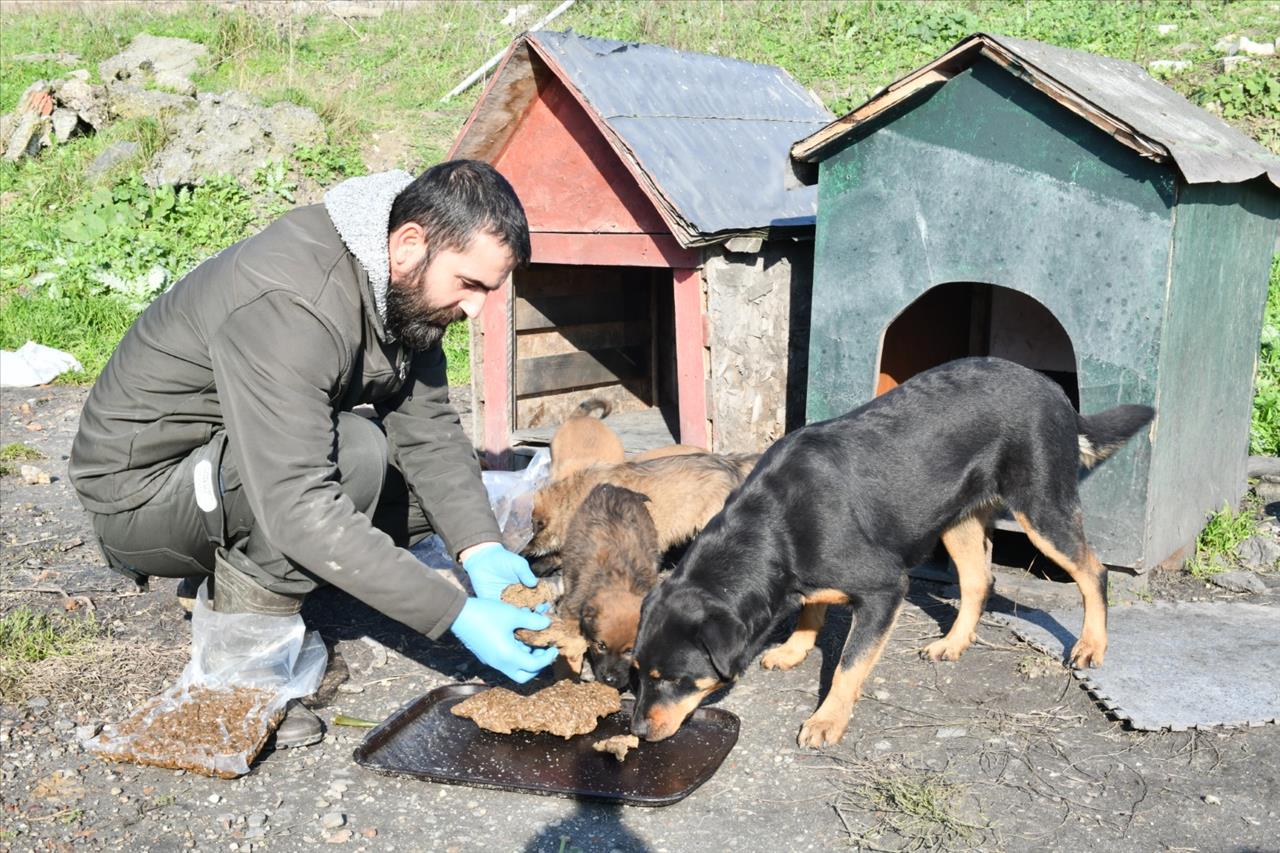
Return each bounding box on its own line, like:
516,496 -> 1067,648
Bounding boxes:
69,161 -> 556,746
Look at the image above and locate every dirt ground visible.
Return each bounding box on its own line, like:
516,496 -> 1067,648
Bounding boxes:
2,385 -> 1279,852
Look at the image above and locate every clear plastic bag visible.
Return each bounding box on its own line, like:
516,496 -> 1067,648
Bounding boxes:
88,582 -> 327,778
410,447 -> 551,587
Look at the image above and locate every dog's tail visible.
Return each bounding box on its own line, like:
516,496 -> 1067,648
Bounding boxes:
1076,405 -> 1154,468
572,397 -> 612,420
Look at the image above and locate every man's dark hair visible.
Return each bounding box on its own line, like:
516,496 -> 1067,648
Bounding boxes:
389,159 -> 530,267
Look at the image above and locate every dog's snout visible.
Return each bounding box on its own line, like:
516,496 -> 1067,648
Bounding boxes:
629,713 -> 650,739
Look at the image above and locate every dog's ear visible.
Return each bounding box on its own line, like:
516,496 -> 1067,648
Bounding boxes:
697,608 -> 749,681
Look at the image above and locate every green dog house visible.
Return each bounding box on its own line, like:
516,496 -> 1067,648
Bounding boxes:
791,33 -> 1280,570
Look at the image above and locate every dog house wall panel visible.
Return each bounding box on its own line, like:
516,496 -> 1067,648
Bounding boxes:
1143,178 -> 1280,565
492,72 -> 669,240
704,241 -> 814,451
806,60 -> 1176,567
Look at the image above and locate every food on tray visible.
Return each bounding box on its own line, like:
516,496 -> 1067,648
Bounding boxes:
500,581 -> 558,609
516,617 -> 589,673
451,680 -> 621,739
592,733 -> 640,761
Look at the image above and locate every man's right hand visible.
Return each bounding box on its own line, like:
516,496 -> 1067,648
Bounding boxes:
449,598 -> 558,683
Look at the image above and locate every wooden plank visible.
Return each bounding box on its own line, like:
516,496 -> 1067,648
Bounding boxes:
673,267 -> 709,448
530,231 -> 699,268
515,294 -> 640,331
513,406 -> 677,453
516,384 -> 651,429
517,321 -> 650,358
481,274 -> 515,466
516,348 -> 647,397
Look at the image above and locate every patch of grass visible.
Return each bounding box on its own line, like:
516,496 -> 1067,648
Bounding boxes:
0,443 -> 44,462
3,0 -> 1278,398
834,757 -> 992,851
1252,256 -> 1280,456
1187,499 -> 1260,578
443,321 -> 470,388
0,608 -> 100,665
0,442 -> 45,476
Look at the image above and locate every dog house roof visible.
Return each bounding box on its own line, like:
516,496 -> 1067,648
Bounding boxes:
450,30 -> 834,247
791,32 -> 1280,190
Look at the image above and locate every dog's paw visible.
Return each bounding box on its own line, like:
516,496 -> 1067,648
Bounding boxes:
920,634 -> 972,662
797,712 -> 849,749
1069,636 -> 1106,669
761,643 -> 809,671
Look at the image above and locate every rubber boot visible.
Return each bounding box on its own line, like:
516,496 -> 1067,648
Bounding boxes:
175,575 -> 210,613
213,549 -> 323,748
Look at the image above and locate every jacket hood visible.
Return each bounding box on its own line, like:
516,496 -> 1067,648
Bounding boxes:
323,169 -> 414,329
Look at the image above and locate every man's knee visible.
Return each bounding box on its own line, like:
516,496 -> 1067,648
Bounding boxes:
335,411 -> 389,514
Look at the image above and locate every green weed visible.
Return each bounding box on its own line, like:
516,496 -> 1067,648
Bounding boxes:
1187,500 -> 1260,578
1252,256 -> 1280,455
2,0 -> 1279,401
0,608 -> 100,664
0,443 -> 44,462
443,321 -> 470,387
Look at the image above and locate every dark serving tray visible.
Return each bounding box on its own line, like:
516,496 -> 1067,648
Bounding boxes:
352,683 -> 739,807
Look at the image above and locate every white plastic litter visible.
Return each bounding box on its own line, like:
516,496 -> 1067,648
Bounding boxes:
0,340 -> 83,386
410,447 -> 552,587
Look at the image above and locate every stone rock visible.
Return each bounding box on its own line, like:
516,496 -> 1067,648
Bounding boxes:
99,33 -> 208,95
246,813 -> 268,828
106,84 -> 194,121
936,726 -> 967,739
1247,456 -> 1280,478
1148,60 -> 1191,75
1236,536 -> 1280,571
53,76 -> 107,130
1156,23 -> 1178,35
1171,42 -> 1199,54
1238,36 -> 1276,56
86,141 -> 141,180
1208,570 -> 1267,595
50,108 -> 79,143
20,465 -> 50,485
1215,34 -> 1242,55
73,724 -> 101,742
1222,55 -> 1252,73
3,111 -> 46,162
144,92 -> 323,187
320,812 -> 346,830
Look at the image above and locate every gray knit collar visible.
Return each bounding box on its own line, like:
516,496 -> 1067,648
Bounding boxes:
323,169 -> 414,329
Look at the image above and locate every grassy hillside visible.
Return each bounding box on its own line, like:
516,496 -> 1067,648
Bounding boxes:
1,0 -> 1277,447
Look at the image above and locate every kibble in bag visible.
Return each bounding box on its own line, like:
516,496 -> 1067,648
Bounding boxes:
89,582 -> 326,778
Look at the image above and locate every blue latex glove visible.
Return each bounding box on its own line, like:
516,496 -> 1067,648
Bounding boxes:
449,597 -> 558,683
461,542 -> 537,601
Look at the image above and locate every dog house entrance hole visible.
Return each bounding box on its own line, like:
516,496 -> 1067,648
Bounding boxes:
879,283 -> 1083,579
876,282 -> 1079,407
509,263 -> 679,452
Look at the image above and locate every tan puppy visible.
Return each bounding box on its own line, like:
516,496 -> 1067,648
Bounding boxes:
631,444 -> 707,462
549,399 -> 625,482
558,484 -> 662,689
524,452 -> 759,562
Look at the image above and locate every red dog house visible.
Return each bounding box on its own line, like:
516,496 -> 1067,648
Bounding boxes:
448,31 -> 832,467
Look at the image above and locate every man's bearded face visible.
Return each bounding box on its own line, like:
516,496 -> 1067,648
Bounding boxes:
385,254 -> 466,351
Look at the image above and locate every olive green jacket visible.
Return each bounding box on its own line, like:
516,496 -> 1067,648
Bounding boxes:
70,174 -> 497,638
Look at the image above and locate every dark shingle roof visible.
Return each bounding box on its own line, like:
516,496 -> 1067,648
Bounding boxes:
793,32 -> 1280,190
451,30 -> 834,247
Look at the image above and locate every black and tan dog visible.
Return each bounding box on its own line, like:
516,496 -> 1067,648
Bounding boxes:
558,483 -> 662,689
630,358 -> 1154,749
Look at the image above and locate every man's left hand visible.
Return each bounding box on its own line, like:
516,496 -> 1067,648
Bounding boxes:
460,542 -> 537,600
